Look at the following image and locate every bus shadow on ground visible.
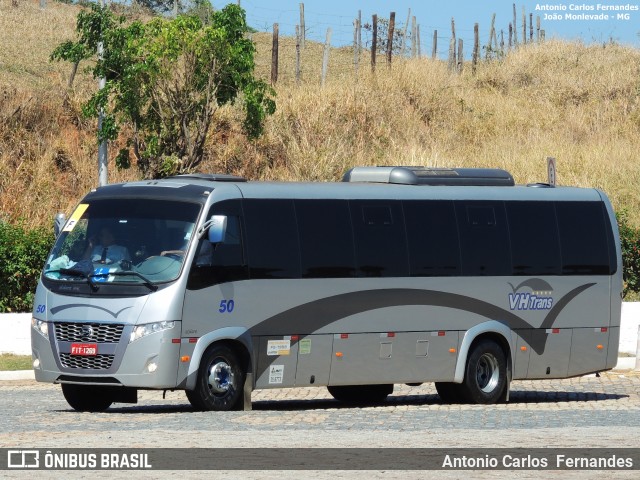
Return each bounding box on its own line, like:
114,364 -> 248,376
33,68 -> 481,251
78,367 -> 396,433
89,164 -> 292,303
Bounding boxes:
250,390 -> 628,411
68,390 -> 628,414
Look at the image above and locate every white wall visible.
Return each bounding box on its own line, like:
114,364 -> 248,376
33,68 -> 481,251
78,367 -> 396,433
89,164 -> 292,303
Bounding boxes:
0,313 -> 32,355
2,303 -> 640,357
620,302 -> 640,355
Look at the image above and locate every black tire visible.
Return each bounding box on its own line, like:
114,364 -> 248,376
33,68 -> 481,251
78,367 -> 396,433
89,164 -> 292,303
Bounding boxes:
459,339 -> 507,404
186,344 -> 245,411
434,382 -> 465,404
327,384 -> 393,404
61,384 -> 113,412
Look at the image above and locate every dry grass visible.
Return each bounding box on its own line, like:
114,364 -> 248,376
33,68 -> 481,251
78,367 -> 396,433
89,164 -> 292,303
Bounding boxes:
2,3 -> 640,228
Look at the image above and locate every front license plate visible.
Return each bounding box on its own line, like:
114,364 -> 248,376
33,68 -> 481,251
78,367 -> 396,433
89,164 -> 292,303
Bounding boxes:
70,343 -> 98,356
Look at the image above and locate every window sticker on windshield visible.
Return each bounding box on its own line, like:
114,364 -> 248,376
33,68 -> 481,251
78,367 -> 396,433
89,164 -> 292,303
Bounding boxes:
62,204 -> 89,233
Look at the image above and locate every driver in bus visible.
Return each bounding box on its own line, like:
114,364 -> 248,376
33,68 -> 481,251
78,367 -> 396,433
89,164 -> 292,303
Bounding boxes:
84,226 -> 131,265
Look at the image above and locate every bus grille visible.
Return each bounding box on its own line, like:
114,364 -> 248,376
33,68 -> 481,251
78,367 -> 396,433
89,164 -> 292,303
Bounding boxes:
54,323 -> 124,343
59,353 -> 114,370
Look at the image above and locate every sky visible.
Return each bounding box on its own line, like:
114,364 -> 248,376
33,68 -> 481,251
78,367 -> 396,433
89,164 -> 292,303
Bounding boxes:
211,0 -> 640,53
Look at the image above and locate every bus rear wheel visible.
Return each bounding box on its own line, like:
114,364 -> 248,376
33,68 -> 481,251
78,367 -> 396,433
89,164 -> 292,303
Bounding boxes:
61,384 -> 113,412
459,339 -> 507,404
327,384 -> 393,404
186,344 -> 245,411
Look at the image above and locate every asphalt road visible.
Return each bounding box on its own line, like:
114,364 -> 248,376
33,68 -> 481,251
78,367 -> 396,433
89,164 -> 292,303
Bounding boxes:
1,372 -> 639,479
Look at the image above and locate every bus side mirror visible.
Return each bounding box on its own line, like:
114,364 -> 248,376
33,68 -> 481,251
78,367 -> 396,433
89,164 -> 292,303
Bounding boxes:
207,215 -> 227,244
54,213 -> 66,237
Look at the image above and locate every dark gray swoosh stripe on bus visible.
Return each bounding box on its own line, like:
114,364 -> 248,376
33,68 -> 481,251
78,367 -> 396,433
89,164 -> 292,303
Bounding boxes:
50,304 -> 132,319
250,283 -> 596,377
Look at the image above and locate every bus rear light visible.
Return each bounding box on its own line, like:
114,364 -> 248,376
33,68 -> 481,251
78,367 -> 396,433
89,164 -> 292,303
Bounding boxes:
438,331 -> 445,336
172,339 -> 180,344
189,338 -> 197,343
340,334 -> 349,339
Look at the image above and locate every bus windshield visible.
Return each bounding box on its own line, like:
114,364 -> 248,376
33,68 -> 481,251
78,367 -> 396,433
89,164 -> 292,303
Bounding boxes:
43,198 -> 202,286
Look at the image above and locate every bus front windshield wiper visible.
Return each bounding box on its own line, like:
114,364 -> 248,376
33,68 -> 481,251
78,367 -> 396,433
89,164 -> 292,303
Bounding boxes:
90,271 -> 159,292
51,268 -> 100,292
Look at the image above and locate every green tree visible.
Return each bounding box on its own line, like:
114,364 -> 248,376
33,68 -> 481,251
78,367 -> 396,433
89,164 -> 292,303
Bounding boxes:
52,4 -> 275,178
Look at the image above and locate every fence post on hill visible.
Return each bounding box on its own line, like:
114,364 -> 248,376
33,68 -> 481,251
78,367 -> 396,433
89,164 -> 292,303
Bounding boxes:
522,6 -> 526,45
358,10 -> 362,53
387,12 -> 396,68
402,8 -> 411,56
448,18 -> 456,71
296,25 -> 301,84
472,23 -> 479,75
487,13 -> 496,60
536,16 -> 541,42
411,16 -> 417,58
500,30 -> 505,54
457,39 -> 463,73
371,14 -> 378,73
432,30 -> 438,59
529,13 -> 534,42
509,23 -> 513,49
540,30 -> 545,41
512,3 -> 518,47
299,3 -> 305,49
40,0 -> 46,9
353,18 -> 360,74
271,23 -> 279,85
321,28 -> 332,87
417,23 -> 421,58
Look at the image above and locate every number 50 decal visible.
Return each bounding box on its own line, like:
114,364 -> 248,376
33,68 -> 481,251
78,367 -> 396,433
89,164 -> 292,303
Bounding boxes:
219,299 -> 235,313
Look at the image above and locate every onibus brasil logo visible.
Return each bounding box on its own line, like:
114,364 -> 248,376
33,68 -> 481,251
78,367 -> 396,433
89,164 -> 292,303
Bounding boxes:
508,279 -> 554,311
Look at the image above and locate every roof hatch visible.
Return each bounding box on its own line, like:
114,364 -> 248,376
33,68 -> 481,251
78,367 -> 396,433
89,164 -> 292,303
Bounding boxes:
342,166 -> 515,186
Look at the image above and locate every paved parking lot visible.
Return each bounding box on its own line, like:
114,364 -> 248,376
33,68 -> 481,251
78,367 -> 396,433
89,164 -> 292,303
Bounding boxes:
1,371 -> 639,478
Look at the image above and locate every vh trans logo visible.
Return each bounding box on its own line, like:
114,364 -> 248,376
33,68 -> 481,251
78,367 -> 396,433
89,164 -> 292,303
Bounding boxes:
508,279 -> 554,311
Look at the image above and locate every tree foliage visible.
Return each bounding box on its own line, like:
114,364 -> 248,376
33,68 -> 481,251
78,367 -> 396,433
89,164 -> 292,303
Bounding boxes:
51,4 -> 275,178
0,221 -> 54,313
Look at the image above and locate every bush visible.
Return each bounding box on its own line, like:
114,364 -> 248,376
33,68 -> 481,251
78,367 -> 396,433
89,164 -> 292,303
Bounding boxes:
0,221 -> 54,313
618,211 -> 640,298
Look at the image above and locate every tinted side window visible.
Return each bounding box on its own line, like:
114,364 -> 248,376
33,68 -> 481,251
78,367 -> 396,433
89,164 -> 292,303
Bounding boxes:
243,199 -> 301,279
187,200 -> 248,290
556,201 -> 612,275
350,201 -> 409,277
506,202 -> 561,275
295,200 -> 355,278
456,201 -> 511,276
404,200 -> 461,276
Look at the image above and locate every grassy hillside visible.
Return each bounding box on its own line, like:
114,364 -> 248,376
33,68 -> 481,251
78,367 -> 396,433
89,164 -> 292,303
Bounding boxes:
2,3 -> 640,228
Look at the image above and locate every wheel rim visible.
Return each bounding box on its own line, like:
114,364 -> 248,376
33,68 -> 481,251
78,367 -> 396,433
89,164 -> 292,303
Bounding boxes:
207,360 -> 235,394
475,353 -> 500,393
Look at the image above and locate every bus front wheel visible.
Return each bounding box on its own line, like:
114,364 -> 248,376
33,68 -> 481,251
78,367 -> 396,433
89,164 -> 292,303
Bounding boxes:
187,344 -> 245,411
460,339 -> 507,404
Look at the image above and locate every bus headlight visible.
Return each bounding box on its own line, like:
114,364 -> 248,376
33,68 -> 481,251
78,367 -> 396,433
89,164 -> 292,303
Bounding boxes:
31,318 -> 48,338
130,321 -> 175,343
